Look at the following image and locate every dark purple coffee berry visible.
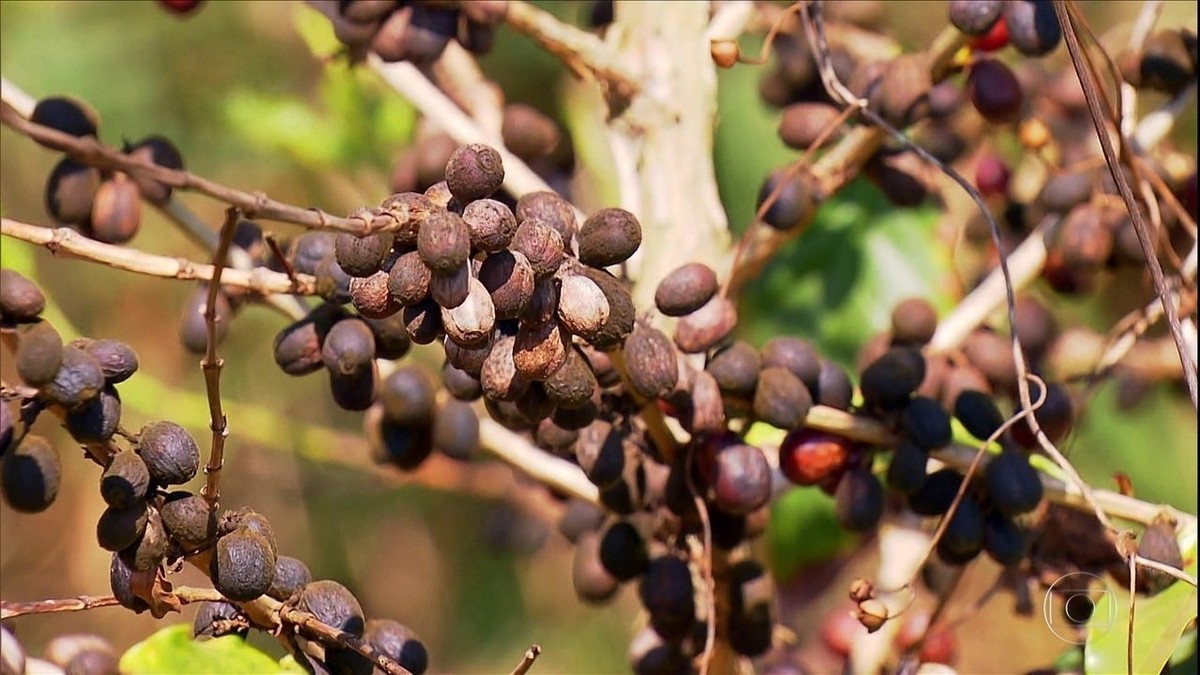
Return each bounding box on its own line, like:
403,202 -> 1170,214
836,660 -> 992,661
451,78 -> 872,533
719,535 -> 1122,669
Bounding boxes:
365,313 -> 413,361
887,440 -> 928,495
967,58 -> 1023,124
575,421 -> 626,488
578,208 -> 642,267
267,556 -> 312,601
445,143 -> 504,201
983,512 -> 1027,566
99,451 -> 149,509
65,384 -> 121,444
1010,380 -> 1074,448
639,555 -> 696,643
31,96 -> 99,139
294,580 -> 365,636
179,284 -> 232,355
903,396 -> 952,450
273,304 -> 347,376
211,531 -> 276,602
45,157 -> 100,226
629,627 -> 688,675
938,495 -> 986,560
816,359 -> 853,410
757,168 -> 818,230
712,444 -> 772,515
78,339 -> 138,384
160,492 -> 217,551
376,418 -> 433,470
983,448 -> 1043,516
834,467 -> 885,532
109,551 -> 150,614
1,435 -> 60,513
97,502 -> 149,552
136,421 -> 200,486
0,269 -> 45,323
908,468 -> 963,517
598,520 -> 649,582
707,340 -> 761,399
1003,0 -> 1061,57
654,263 -> 718,317
760,336 -> 820,393
953,389 -> 1005,441
860,347 -> 925,410
193,600 -> 249,639
125,134 -> 184,205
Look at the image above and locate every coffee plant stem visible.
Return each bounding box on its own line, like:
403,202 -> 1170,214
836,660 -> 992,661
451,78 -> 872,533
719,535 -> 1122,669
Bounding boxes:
0,586 -> 226,620
501,0 -> 639,100
1134,554 -> 1198,588
703,1 -> 755,46
429,42 -> 504,139
199,209 -> 238,508
1055,0 -> 1199,411
0,75 -> 35,116
508,644 -> 542,675
0,100 -> 368,234
0,218 -> 317,296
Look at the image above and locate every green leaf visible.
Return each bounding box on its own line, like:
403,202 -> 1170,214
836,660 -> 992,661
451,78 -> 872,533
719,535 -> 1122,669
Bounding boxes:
121,625 -> 285,674
739,179 -> 952,368
1084,520 -> 1198,675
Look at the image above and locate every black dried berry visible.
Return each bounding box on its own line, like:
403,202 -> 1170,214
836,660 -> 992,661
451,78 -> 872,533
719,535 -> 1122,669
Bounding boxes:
983,449 -> 1043,516
983,512 -> 1027,566
834,467 -> 885,532
273,304 -> 348,376
757,168 -> 818,230
908,468 -> 963,517
42,345 -> 105,409
887,440 -> 928,495
0,269 -> 45,323
377,419 -> 433,470
575,422 -> 626,489
125,135 -> 184,205
119,505 -> 169,571
16,320 -> 64,388
109,551 -> 149,614
573,532 -> 620,604
160,492 -> 218,551
938,495 -> 985,561
598,520 -> 648,582
1003,0 -> 1061,57
578,208 -> 642,267
860,347 -> 925,410
267,556 -> 313,601
193,601 -> 248,639
903,396 -> 952,450
65,384 -> 121,444
99,450 -> 149,509
954,389 -> 1005,441
136,421 -> 200,485
1,435 -> 60,513
639,555 -> 696,643
379,366 -> 437,427
338,619 -> 429,675
432,398 -> 479,461
294,580 -> 365,636
31,96 -> 99,139
97,502 -> 149,552
211,531 -> 276,602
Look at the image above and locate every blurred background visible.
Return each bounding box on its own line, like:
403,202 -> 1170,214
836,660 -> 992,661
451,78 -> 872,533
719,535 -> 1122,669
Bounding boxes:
1,1 -> 1195,672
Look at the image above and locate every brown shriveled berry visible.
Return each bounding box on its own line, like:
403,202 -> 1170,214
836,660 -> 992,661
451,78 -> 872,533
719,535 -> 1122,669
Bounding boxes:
65,384 -> 121,444
322,318 -> 376,377
16,320 -> 64,388
891,298 -> 938,346
1,435 -> 60,513
417,210 -> 470,276
511,220 -> 564,278
137,421 -> 200,485
99,451 -> 150,509
654,263 -> 718,317
871,54 -> 931,127
502,104 -> 561,160
462,198 -> 517,252
521,277 -> 560,326
1135,519 -> 1185,594
379,366 -> 437,427
479,250 -> 535,319
443,337 -> 492,377
707,340 -> 761,399
442,361 -> 483,401
1057,205 -> 1111,270
445,143 -> 505,201
516,191 -> 577,244
778,102 -> 843,150
351,271 -> 400,319
273,304 -> 347,376
387,250 -> 432,306
211,531 -> 276,602
120,506 -> 169,571
336,232 -> 394,278
481,335 -> 529,401
622,326 -> 679,400
761,336 -> 820,393
45,157 -> 100,226
543,347 -> 598,410
89,173 -> 142,245
80,339 -> 138,384
314,253 -> 352,304
287,232 -> 337,276
97,502 -> 149,552
43,346 -> 105,409
513,319 -> 569,381
577,268 -> 635,349
179,285 -> 232,355
557,273 -> 610,336
961,330 -> 1017,393
0,269 -> 45,323
379,192 -> 435,247
757,168 -> 819,230
578,208 -> 641,268
674,295 -> 737,353
441,278 -> 496,348
429,263 -> 471,309
753,366 -> 812,430
160,492 -> 217,551
294,580 -> 365,636
267,556 -> 312,602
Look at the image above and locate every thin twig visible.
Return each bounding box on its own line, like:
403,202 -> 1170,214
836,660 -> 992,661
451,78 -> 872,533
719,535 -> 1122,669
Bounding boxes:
1132,554 -> 1198,587
509,645 -> 542,675
502,0 -> 639,100
199,209 -> 238,508
1054,0 -> 1198,410
685,446 -> 717,675
0,586 -> 225,620
1,218 -> 317,296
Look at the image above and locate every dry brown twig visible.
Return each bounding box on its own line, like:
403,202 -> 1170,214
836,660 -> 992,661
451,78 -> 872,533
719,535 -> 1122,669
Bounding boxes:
199,209 -> 239,507
508,645 -> 542,675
